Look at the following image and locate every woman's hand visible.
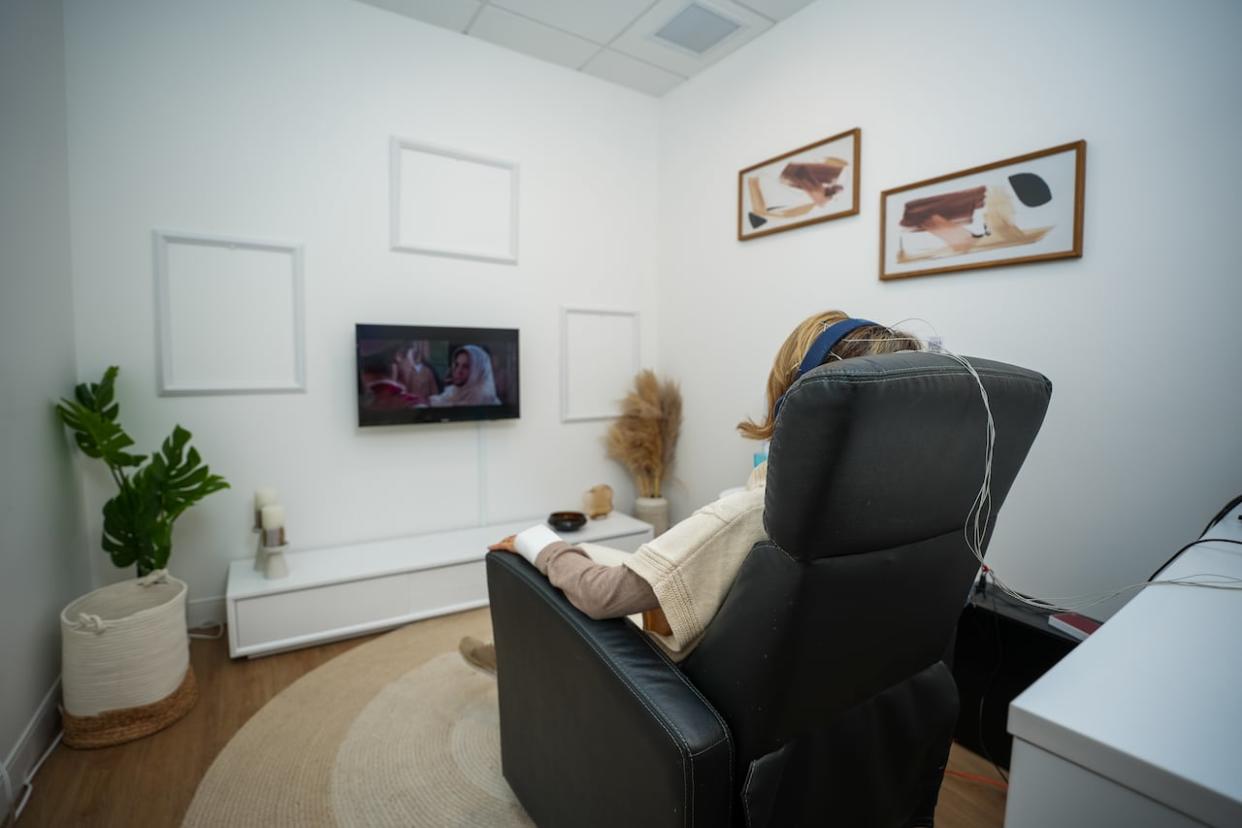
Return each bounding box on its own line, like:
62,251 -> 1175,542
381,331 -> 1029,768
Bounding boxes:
488,534 -> 518,553
493,525 -> 561,565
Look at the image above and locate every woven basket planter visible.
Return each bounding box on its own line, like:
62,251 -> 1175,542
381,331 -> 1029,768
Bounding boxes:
60,571 -> 197,749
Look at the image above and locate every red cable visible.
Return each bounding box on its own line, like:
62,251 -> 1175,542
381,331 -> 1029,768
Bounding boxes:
945,769 -> 1009,791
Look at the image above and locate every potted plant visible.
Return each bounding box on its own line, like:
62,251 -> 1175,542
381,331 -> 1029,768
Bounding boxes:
605,370 -> 681,535
54,366 -> 228,747
56,366 -> 229,576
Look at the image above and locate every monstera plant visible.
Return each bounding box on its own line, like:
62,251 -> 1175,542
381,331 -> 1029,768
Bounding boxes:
56,366 -> 229,576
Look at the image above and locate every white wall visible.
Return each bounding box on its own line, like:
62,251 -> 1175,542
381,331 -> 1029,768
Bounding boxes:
62,0 -> 661,617
55,0 -> 1242,628
657,0 -> 1242,618
0,0 -> 91,805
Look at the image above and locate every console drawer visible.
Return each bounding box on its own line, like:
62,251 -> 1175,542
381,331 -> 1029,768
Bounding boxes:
234,572 -> 410,650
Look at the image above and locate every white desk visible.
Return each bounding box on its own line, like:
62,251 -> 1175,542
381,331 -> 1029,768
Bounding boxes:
1006,504 -> 1242,827
226,511 -> 653,658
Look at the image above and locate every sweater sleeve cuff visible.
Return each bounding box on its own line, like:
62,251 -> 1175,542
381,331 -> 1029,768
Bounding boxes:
514,524 -> 562,564
533,541 -> 577,574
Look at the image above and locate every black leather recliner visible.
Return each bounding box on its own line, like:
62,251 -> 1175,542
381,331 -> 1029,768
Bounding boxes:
487,352 -> 1052,827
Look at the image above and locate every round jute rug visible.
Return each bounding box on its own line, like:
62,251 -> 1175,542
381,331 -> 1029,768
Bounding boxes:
183,609 -> 534,827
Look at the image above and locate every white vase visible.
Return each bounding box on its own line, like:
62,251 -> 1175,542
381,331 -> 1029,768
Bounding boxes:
634,496 -> 670,536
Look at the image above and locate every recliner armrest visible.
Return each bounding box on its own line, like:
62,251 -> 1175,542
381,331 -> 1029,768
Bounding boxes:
486,552 -> 733,828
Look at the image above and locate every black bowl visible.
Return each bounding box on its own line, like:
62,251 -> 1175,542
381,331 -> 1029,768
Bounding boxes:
547,511 -> 587,532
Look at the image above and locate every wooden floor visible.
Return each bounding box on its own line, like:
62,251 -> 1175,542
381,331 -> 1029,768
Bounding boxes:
13,625 -> 1008,827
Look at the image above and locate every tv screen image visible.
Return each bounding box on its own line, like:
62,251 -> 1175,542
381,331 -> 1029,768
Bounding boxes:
356,324 -> 519,426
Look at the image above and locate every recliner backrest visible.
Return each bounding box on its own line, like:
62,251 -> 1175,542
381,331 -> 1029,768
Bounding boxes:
681,352 -> 1051,763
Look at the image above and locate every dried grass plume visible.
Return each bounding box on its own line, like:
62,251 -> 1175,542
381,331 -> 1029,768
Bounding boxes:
606,370 -> 682,498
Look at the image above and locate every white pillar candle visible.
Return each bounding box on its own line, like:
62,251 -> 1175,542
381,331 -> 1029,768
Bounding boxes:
255,488 -> 279,510
260,504 -> 285,530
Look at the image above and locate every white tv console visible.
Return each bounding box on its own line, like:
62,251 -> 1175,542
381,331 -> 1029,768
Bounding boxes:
225,512 -> 653,658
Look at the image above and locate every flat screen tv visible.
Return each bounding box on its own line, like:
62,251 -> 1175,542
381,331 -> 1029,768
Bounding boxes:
356,324 -> 519,426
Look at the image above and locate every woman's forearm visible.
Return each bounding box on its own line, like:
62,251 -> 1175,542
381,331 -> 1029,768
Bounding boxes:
534,541 -> 659,620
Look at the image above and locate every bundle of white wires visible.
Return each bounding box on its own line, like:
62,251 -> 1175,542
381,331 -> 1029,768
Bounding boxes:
847,319 -> 1242,613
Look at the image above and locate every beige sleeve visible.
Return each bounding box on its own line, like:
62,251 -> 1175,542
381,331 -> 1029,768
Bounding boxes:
534,542 -> 659,620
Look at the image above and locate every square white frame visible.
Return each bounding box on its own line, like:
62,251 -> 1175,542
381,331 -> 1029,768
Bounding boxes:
153,230 -> 306,396
560,307 -> 641,422
389,137 -> 520,265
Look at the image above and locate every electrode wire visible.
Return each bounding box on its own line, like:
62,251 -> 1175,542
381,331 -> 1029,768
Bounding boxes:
831,320 -> 1242,613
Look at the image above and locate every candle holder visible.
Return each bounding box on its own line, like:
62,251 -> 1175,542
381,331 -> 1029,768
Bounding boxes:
251,513 -> 287,570
263,543 -> 290,580
256,500 -> 288,577
253,510 -> 266,572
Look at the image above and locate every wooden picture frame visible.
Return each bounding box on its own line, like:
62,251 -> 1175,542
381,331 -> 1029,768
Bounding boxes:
737,127 -> 861,241
879,140 -> 1085,281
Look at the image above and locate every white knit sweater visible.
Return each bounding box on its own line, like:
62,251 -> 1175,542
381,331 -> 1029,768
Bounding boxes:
619,464 -> 767,660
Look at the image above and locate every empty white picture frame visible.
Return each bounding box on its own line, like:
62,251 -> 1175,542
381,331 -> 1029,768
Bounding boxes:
561,307 -> 640,422
154,230 -> 306,395
390,137 -> 519,265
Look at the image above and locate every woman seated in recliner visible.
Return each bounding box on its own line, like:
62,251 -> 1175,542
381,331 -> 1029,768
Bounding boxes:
464,311 -> 920,671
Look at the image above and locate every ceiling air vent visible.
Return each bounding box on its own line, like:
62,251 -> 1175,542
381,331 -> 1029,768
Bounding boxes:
652,3 -> 742,55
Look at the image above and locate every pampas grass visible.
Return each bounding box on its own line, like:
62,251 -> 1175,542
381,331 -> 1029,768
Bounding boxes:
606,370 -> 682,498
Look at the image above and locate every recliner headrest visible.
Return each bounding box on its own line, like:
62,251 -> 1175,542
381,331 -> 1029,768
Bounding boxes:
763,351 -> 1051,560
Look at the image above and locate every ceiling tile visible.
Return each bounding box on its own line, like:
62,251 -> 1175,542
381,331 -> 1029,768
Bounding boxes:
581,49 -> 685,97
490,0 -> 655,44
354,0 -> 481,32
731,0 -> 816,21
469,5 -> 601,70
610,0 -> 771,77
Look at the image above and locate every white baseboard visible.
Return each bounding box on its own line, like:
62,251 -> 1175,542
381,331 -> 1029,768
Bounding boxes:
2,679 -> 61,819
188,594 -> 226,630
2,762 -> 13,824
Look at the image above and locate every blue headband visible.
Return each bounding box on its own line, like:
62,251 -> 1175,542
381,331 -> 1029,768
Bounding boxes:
773,318 -> 878,420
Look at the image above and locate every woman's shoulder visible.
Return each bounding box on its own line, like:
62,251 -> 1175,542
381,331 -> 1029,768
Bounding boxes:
696,485 -> 764,523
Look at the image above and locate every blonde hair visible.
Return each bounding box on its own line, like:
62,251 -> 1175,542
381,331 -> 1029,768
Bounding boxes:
737,311 -> 921,440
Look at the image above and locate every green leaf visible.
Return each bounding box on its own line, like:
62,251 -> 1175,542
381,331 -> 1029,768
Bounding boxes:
57,400 -> 145,468
94,366 -> 118,411
56,366 -> 228,574
102,490 -> 157,570
72,366 -> 118,413
74,383 -> 96,410
149,521 -> 173,571
136,424 -> 229,525
56,368 -> 143,469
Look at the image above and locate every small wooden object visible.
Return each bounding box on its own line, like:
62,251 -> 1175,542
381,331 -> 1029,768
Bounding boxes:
584,484 -> 614,519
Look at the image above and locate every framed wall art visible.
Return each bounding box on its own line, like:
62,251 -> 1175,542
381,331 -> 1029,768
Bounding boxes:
738,127 -> 860,241
153,230 -> 306,396
559,307 -> 640,423
880,140 -> 1085,281
390,137 -> 519,265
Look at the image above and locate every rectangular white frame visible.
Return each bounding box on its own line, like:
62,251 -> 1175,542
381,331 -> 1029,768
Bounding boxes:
153,230 -> 306,396
389,137 -> 520,265
560,306 -> 641,422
